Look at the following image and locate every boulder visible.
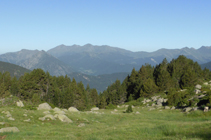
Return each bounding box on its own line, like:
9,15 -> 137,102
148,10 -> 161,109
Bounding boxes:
16,100 -> 24,107
44,114 -> 55,120
0,127 -> 20,133
204,106 -> 209,112
192,107 -> 199,111
57,114 -> 73,123
170,106 -> 175,110
145,99 -> 151,103
91,107 -> 99,111
194,89 -> 201,94
53,107 -> 61,112
78,123 -> 85,127
183,107 -> 192,112
195,84 -> 202,89
43,111 -> 51,114
203,82 -> 208,85
163,99 -> 168,103
37,103 -> 52,110
68,107 -> 79,112
8,117 -> 15,121
164,106 -> 170,109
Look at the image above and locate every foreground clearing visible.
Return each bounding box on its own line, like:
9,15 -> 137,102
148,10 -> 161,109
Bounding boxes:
0,106 -> 211,140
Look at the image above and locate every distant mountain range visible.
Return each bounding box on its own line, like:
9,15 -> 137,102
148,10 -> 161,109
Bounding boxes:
47,44 -> 211,75
0,49 -> 74,76
1,44 -> 211,92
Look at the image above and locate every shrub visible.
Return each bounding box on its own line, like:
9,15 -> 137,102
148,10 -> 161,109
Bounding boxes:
125,105 -> 133,113
105,103 -> 116,109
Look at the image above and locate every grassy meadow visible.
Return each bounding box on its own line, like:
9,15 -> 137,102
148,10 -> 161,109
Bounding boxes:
0,104 -> 211,140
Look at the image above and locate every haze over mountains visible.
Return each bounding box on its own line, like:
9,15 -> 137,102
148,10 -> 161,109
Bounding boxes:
0,44 -> 211,92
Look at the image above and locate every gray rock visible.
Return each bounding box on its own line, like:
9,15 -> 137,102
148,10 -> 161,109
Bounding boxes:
91,107 -> 99,111
204,106 -> 209,112
37,103 -> 52,110
145,99 -> 151,103
164,106 -> 170,109
151,103 -> 155,106
8,117 -> 15,121
203,82 -> 208,85
78,123 -> 85,127
192,107 -> 199,111
170,106 -> 175,110
0,122 -> 5,125
163,99 -> 168,103
24,119 -> 30,122
16,100 -> 24,107
68,107 -> 79,112
43,111 -> 51,114
195,84 -> 202,89
43,114 -> 55,120
194,89 -> 201,94
0,127 -> 20,133
183,107 -> 192,112
135,111 -> 140,114
53,107 -> 61,112
57,114 -> 73,123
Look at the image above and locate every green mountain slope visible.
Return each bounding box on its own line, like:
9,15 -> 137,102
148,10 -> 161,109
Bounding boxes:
68,72 -> 129,92
0,61 -> 31,78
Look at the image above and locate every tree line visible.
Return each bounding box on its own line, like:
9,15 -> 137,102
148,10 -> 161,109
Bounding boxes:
100,55 -> 211,107
0,55 -> 211,110
0,69 -> 99,110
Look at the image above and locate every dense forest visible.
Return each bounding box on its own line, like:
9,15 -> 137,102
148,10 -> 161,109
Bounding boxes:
0,55 -> 211,110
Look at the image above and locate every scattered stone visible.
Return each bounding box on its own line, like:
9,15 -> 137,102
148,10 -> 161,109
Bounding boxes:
197,94 -> 206,99
151,103 -> 155,106
135,111 -> 140,114
37,103 -> 52,110
54,110 -> 66,115
68,107 -> 79,112
53,107 -> 61,112
117,105 -> 120,108
164,106 -> 170,109
192,107 -> 199,111
203,82 -> 208,85
16,100 -> 24,107
195,84 -> 202,89
170,106 -> 176,110
0,127 -> 20,133
78,123 -> 85,127
145,99 -> 151,103
204,106 -> 209,112
149,108 -> 155,111
8,117 -> 15,121
91,107 -> 99,111
62,109 -> 68,112
43,114 -> 55,120
114,109 -> 118,112
194,89 -> 201,94
57,114 -> 73,123
24,119 -> 30,122
43,111 -> 50,114
183,107 -> 192,112
0,122 -> 5,125
39,117 -> 45,121
23,114 -> 27,117
163,99 -> 168,103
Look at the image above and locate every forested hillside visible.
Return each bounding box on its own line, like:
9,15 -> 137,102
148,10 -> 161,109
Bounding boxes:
100,55 -> 211,108
1,55 -> 211,110
0,69 -> 98,110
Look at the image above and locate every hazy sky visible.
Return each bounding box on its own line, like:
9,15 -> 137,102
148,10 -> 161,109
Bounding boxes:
1,0 -> 211,54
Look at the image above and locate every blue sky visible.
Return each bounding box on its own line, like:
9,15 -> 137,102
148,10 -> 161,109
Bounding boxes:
1,0 -> 211,54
